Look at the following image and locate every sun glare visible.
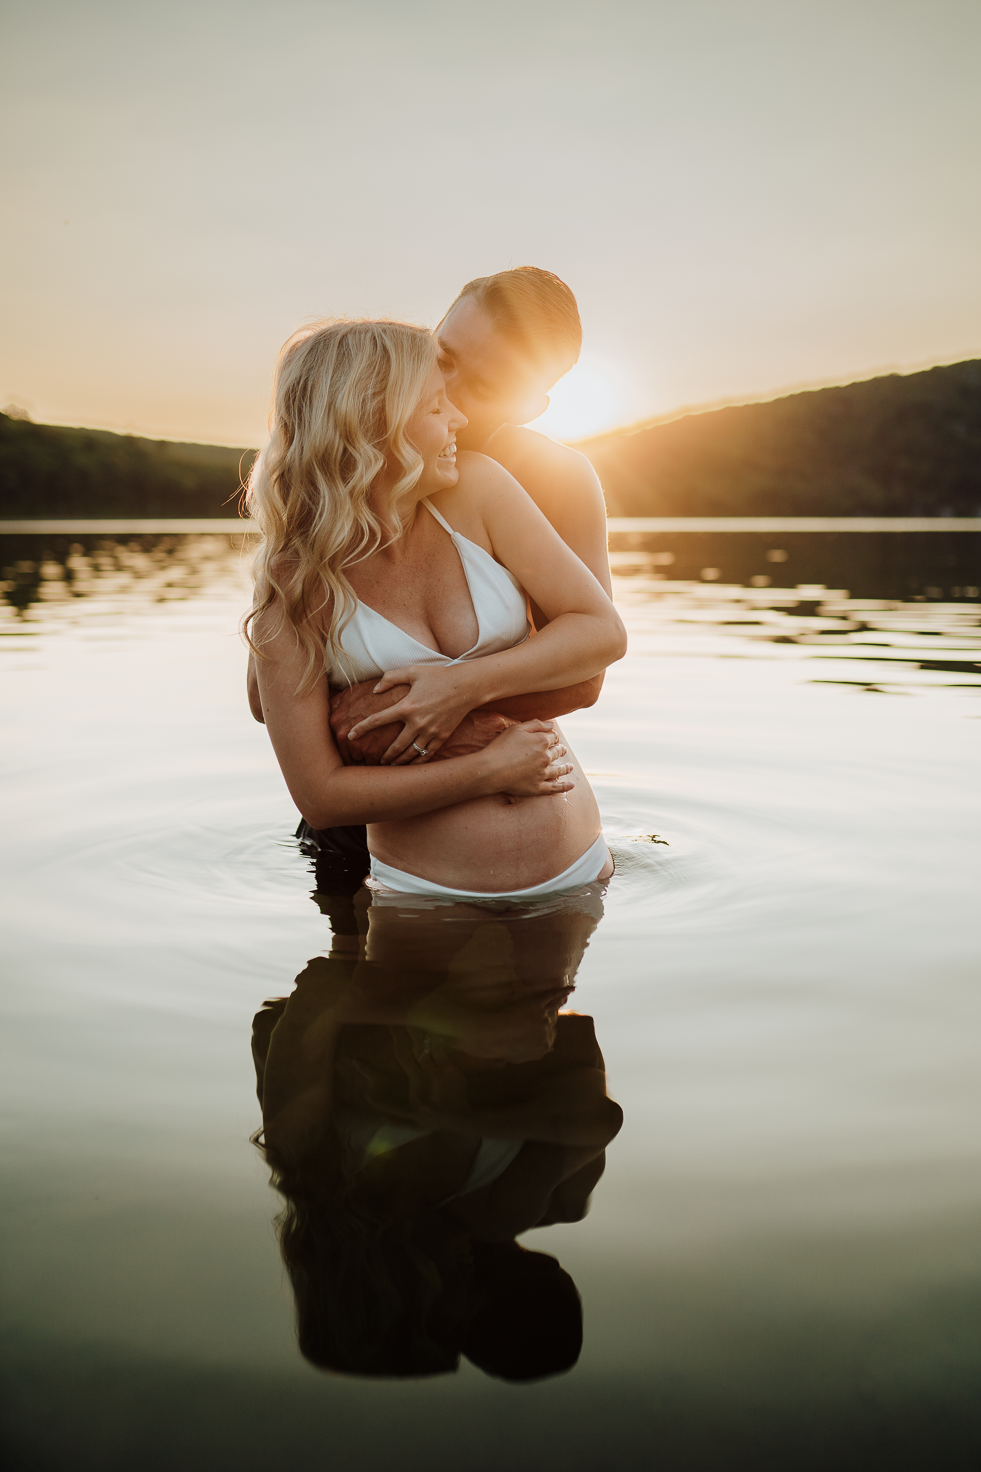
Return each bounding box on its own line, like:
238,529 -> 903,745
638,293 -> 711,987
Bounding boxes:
528,355 -> 641,442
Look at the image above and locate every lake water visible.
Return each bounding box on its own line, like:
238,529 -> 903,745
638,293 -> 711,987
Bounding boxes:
1,527 -> 980,1470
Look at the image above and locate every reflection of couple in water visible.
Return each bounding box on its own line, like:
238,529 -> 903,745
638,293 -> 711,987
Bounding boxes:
253,858 -> 621,1378
246,267 -> 625,1376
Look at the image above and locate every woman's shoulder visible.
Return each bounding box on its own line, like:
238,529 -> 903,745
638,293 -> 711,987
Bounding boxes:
442,451 -> 526,519
455,448 -> 521,485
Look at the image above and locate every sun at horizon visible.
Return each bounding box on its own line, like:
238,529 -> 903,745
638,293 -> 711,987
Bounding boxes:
527,355 -> 649,444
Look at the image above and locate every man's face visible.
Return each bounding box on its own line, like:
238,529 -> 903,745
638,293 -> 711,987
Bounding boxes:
436,297 -> 566,450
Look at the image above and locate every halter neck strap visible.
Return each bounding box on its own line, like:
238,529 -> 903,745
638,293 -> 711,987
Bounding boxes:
422,498 -> 455,535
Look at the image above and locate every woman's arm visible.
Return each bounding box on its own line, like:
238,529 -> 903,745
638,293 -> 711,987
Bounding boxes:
254,598 -> 576,830
479,678 -> 603,719
484,425 -> 612,628
346,454 -> 626,762
450,453 -> 628,694
247,650 -> 264,722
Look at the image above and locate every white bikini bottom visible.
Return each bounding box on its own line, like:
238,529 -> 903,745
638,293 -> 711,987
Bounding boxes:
367,833 -> 611,902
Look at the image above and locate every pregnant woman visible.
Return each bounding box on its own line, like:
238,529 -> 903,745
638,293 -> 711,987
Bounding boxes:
247,318 -> 626,899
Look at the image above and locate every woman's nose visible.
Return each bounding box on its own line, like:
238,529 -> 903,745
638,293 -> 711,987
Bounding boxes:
448,398 -> 468,431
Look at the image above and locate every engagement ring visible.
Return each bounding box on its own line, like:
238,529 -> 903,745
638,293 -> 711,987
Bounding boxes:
412,741 -> 428,756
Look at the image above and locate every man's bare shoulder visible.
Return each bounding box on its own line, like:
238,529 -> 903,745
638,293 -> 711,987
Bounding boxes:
435,451 -> 527,533
484,426 -> 602,509
488,425 -> 596,478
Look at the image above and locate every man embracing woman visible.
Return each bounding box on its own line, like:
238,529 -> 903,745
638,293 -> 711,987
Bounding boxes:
247,267 -> 626,901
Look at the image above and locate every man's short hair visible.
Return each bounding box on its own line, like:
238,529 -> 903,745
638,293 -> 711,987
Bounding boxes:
449,266 -> 582,376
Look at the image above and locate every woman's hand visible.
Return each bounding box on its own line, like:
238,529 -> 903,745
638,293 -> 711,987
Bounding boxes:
477,720 -> 575,799
343,663 -> 489,765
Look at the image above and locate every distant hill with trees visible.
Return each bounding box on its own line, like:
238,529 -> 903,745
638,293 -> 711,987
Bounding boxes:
2,357 -> 979,520
0,413 -> 254,519
576,359 -> 981,518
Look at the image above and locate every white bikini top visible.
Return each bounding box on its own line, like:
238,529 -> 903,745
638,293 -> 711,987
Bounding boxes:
326,499 -> 529,686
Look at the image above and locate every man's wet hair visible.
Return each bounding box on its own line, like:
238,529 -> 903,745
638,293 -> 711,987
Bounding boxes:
449,266 -> 583,376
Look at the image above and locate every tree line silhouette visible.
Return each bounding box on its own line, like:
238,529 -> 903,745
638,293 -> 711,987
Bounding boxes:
2,358 -> 979,520
0,415 -> 254,519
579,359 -> 981,517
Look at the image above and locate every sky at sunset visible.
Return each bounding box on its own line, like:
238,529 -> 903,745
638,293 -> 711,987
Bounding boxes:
3,0 -> 979,447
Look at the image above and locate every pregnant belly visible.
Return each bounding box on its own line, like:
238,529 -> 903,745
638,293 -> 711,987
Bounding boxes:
368,736 -> 604,893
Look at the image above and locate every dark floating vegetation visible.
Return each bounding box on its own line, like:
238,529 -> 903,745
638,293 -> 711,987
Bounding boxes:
577,359 -> 981,518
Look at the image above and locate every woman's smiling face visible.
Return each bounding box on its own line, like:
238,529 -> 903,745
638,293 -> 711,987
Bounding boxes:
405,366 -> 468,493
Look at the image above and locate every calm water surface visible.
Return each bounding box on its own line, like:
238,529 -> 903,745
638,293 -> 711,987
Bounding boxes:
1,531 -> 980,1469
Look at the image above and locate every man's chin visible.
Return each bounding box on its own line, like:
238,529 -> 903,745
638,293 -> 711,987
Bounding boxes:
457,423 -> 500,453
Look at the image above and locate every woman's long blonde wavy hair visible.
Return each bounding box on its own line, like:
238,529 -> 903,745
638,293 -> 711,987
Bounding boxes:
245,318 -> 438,692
